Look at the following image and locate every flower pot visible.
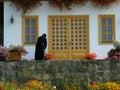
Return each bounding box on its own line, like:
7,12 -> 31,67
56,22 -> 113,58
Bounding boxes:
8,51 -> 22,60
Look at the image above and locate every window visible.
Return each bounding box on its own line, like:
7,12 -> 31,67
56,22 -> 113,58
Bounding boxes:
22,16 -> 39,45
98,15 -> 115,44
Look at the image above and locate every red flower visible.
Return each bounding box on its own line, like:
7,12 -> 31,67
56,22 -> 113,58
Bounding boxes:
0,87 -> 2,90
90,81 -> 97,86
40,87 -> 42,90
45,53 -> 52,60
85,53 -> 97,60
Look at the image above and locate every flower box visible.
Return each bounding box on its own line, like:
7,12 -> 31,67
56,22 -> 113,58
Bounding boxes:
8,51 -> 22,60
8,44 -> 28,61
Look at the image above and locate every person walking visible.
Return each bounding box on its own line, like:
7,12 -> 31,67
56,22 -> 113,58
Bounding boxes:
35,34 -> 47,60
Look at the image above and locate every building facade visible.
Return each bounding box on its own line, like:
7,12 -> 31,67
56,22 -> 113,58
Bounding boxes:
2,1 -> 120,60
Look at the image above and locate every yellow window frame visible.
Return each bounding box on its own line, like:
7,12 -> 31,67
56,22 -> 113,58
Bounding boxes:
22,16 -> 39,46
98,15 -> 115,45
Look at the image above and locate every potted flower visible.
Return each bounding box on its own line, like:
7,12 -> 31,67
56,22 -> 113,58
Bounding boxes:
105,40 -> 120,60
0,46 -> 10,61
85,53 -> 97,60
8,44 -> 28,60
45,53 -> 52,60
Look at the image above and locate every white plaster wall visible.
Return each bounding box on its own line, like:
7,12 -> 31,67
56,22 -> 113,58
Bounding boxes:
4,1 -> 120,60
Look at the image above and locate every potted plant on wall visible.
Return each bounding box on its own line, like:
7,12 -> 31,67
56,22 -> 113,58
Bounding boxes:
105,41 -> 120,60
8,44 -> 28,60
0,46 -> 10,61
85,53 -> 97,60
45,53 -> 52,60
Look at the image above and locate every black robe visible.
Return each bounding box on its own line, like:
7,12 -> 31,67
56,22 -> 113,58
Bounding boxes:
35,36 -> 47,60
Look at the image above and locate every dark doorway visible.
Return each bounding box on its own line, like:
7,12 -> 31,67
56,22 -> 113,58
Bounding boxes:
0,2 -> 3,45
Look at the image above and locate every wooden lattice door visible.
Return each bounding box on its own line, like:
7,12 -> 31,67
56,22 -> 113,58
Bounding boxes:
48,15 -> 89,60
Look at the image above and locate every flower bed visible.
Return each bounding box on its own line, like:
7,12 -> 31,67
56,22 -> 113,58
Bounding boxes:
1,80 -> 120,90
89,81 -> 120,90
0,80 -> 56,90
0,80 -> 82,90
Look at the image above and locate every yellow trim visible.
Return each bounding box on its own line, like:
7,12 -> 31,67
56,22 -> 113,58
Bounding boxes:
98,14 -> 115,45
22,16 -> 39,46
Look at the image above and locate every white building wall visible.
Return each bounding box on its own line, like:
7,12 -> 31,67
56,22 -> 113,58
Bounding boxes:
4,1 -> 120,60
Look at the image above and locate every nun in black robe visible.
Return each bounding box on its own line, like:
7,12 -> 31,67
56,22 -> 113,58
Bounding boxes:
35,34 -> 47,60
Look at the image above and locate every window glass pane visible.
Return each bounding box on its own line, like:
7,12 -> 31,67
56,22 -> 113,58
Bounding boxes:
102,34 -> 107,41
25,35 -> 30,42
108,26 -> 112,33
108,34 -> 112,41
31,19 -> 36,27
102,26 -> 106,33
108,18 -> 112,25
31,27 -> 36,34
25,27 -> 30,34
25,19 -> 30,26
99,15 -> 114,44
31,35 -> 36,42
102,18 -> 106,25
23,16 -> 38,44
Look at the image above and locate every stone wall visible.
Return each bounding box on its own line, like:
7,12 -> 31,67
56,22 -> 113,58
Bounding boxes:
0,60 -> 120,89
